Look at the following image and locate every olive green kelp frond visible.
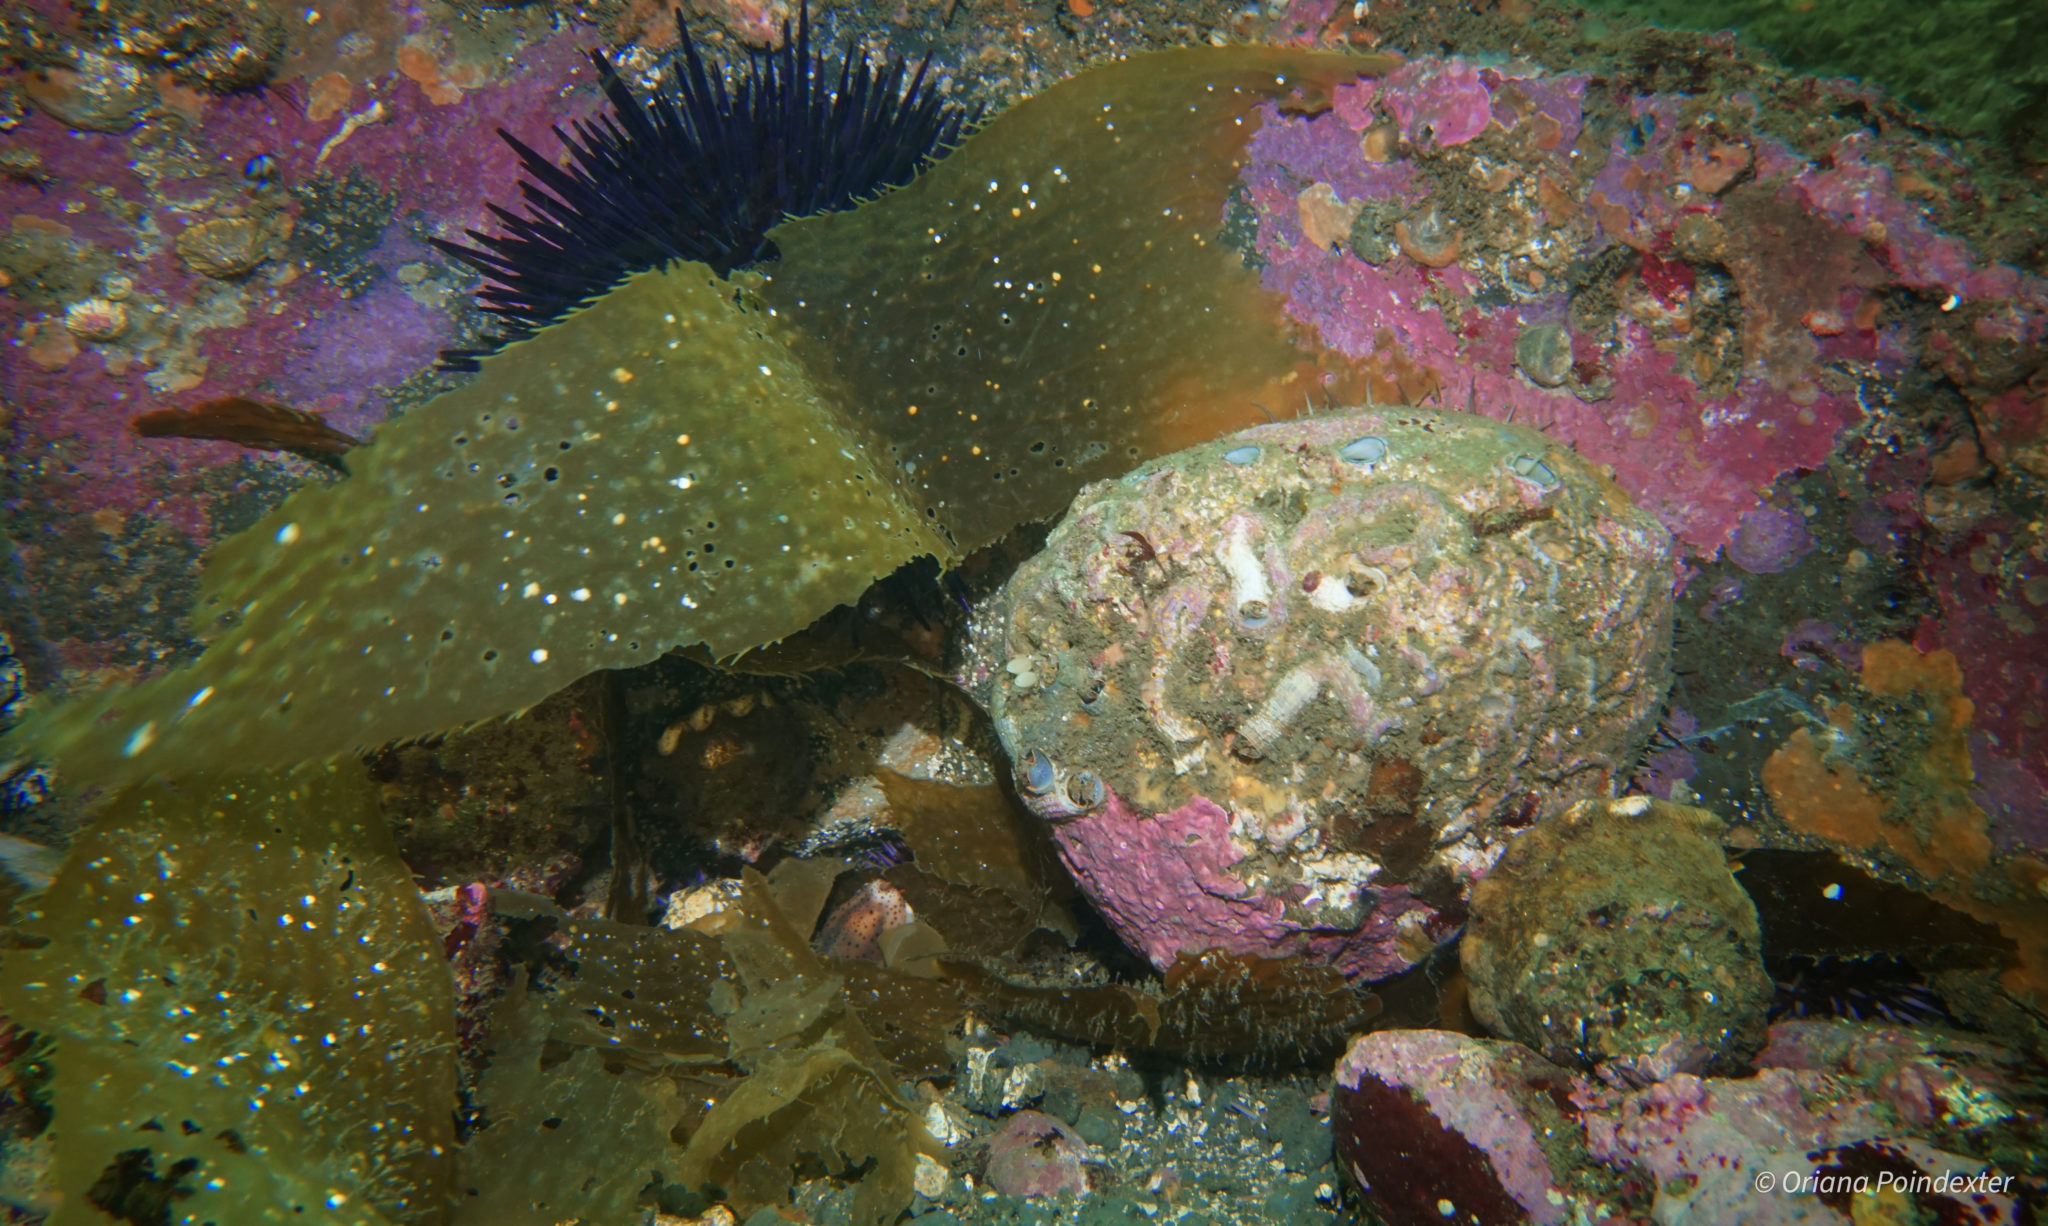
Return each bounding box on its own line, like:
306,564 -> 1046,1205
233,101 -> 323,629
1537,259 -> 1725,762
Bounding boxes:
762,45 -> 1381,538
10,45 -> 1376,787
453,869 -> 940,1226
0,763 -> 456,1225
451,971 -> 696,1226
17,268 -> 944,787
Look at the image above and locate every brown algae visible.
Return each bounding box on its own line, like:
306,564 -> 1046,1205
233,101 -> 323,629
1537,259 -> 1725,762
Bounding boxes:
9,46 -> 1380,787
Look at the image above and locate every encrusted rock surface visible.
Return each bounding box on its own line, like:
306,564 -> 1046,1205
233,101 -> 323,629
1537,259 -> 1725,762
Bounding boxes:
1462,795 -> 1773,1082
1331,1022 -> 2037,1226
1332,1030 -> 1614,1225
967,407 -> 1674,979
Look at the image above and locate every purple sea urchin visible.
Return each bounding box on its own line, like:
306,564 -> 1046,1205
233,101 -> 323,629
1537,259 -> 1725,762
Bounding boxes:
434,1 -> 974,367
1769,954 -> 1953,1027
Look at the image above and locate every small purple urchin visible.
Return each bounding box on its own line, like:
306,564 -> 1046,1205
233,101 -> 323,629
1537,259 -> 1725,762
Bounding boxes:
1769,954 -> 1952,1027
434,0 -> 975,368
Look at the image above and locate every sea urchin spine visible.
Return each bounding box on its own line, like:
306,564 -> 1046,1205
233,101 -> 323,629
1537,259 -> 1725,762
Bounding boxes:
434,1 -> 975,368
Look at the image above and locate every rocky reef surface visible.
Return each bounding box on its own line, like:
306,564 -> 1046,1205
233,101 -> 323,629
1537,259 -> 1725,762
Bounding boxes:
1462,795 -> 1775,1083
2,0 -> 2047,1222
1333,1019 -> 2043,1226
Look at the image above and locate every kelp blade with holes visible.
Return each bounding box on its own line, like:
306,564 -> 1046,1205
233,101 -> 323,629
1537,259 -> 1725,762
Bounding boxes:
760,45 -> 1377,538
8,46 -> 1377,786
13,269 -> 939,785
0,763 -> 455,1225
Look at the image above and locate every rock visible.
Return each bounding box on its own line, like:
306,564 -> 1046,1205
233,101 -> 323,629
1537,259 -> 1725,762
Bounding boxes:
984,1110 -> 1091,1198
962,1045 -> 1048,1116
1666,129 -> 1753,195
966,408 -> 1673,979
1330,1023 -> 2036,1226
1041,1081 -> 1084,1126
1071,1104 -> 1120,1149
1581,1059 -> 2029,1225
913,1152 -> 950,1199
1461,796 -> 1773,1083
1258,1182 -> 1321,1222
96,0 -> 284,93
1253,1088 -> 1331,1172
1756,1019 -> 2046,1164
1331,1030 -> 1610,1225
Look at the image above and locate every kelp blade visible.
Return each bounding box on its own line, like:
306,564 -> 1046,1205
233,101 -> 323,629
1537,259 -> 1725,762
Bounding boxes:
10,46 -> 1379,786
765,45 -> 1377,544
453,871 -> 937,1224
15,267 -> 944,785
0,763 -> 455,1224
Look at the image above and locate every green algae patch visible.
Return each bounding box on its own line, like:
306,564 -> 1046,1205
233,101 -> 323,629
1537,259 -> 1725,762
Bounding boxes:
13,46 -> 1379,788
1584,0 -> 2048,151
0,763 -> 456,1225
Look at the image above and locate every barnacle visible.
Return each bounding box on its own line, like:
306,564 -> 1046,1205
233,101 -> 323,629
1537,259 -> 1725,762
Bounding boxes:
1394,203 -> 1462,267
61,295 -> 126,342
1513,322 -> 1574,388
